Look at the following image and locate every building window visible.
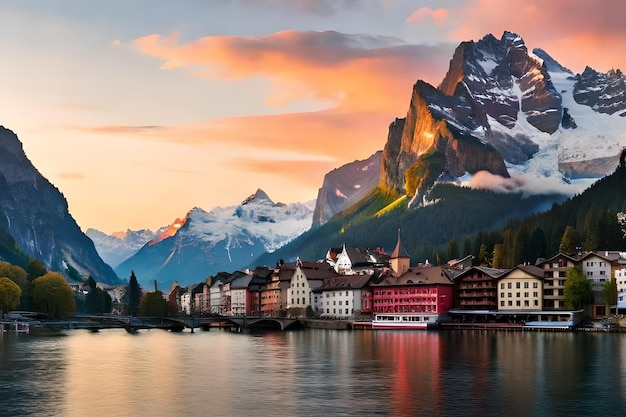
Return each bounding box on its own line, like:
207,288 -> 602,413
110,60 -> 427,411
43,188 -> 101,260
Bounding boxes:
508,301 -> 512,306
524,282 -> 529,289
516,282 -> 521,289
508,283 -> 512,289
524,292 -> 529,298
501,301 -> 505,306
524,300 -> 529,307
516,300 -> 521,306
533,282 -> 538,288
501,283 -> 505,289
501,293 -> 504,298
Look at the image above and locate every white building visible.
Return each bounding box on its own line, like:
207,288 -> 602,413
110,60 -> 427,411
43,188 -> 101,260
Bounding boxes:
314,275 -> 372,318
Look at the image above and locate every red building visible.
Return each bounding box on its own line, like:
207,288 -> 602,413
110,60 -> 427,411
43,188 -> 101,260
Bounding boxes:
371,266 -> 454,314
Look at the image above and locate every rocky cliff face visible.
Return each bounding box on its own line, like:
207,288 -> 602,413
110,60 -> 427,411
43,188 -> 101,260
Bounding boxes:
0,126 -> 120,284
380,31 -> 626,203
312,151 -> 381,226
381,79 -> 509,199
573,67 -> 626,116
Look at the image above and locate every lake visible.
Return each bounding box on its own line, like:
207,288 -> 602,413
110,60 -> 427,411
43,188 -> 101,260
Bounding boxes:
1,328 -> 625,416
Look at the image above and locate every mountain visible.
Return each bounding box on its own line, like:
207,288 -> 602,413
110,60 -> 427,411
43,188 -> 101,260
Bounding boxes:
0,126 -> 121,284
115,189 -> 315,288
85,228 -> 164,268
312,151 -> 381,226
254,31 -> 626,267
381,31 -> 626,205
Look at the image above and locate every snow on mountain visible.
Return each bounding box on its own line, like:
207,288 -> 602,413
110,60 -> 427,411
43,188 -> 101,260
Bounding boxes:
173,190 -> 315,253
114,189 -> 315,288
465,50 -> 626,196
86,227 -> 164,268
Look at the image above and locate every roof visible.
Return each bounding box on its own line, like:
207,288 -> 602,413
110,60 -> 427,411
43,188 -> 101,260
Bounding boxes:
537,252 -> 579,266
498,264 -> 544,280
451,266 -> 507,281
374,266 -> 452,286
314,274 -> 372,292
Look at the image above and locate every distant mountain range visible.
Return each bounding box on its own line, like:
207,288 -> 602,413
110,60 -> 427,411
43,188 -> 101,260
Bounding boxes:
112,189 -> 314,288
85,228 -> 165,268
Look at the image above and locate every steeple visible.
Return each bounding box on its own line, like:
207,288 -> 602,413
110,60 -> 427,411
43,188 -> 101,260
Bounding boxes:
390,228 -> 410,275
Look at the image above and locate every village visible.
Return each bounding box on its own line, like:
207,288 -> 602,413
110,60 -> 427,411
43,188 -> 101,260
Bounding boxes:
129,231 -> 626,331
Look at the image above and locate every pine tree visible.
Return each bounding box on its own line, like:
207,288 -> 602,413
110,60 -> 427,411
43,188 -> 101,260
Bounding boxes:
126,271 -> 142,316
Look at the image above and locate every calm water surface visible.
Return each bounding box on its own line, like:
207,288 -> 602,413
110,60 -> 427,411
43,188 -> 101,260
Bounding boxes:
1,328 -> 626,416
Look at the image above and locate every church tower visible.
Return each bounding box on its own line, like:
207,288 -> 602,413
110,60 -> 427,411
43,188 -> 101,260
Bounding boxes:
390,228 -> 410,276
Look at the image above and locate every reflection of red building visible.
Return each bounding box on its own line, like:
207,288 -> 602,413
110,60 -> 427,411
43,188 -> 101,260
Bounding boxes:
371,266 -> 454,314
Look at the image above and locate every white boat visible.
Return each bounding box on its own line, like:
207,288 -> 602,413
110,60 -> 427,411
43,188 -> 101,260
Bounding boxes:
372,313 -> 440,330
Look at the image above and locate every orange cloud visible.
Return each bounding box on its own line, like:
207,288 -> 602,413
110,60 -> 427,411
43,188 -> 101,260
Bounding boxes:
133,30 -> 452,112
407,7 -> 449,26
447,0 -> 626,73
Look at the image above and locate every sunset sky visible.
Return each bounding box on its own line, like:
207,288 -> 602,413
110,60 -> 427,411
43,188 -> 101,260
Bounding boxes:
2,0 -> 625,234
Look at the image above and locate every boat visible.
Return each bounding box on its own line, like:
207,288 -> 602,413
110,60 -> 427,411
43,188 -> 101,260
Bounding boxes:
371,313 -> 440,330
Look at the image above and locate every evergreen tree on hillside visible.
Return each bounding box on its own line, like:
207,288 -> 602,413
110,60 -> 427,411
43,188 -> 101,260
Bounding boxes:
559,226 -> 579,255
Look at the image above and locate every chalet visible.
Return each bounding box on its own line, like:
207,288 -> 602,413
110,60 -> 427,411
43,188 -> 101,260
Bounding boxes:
496,264 -> 544,310
451,266 -> 505,310
313,274 -> 372,318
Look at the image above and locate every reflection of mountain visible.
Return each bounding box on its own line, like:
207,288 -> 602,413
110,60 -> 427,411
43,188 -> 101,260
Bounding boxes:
0,126 -> 120,284
115,189 -> 314,288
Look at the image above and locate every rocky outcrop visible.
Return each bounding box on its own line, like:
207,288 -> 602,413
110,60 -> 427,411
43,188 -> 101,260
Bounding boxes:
312,151 -> 381,226
380,31 -> 569,202
573,67 -> 626,116
381,80 -> 508,198
0,126 -> 120,284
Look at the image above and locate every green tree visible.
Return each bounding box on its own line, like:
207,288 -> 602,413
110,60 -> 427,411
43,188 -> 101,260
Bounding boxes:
602,276 -> 618,316
0,277 -> 22,316
559,225 -> 579,255
139,291 -> 167,316
563,265 -> 594,310
84,276 -> 113,315
32,272 -> 76,318
528,227 -> 547,262
447,239 -> 459,261
126,271 -> 142,316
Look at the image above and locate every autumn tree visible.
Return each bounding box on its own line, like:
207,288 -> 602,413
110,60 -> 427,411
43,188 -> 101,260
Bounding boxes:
0,277 -> 22,317
563,265 -> 594,310
559,225 -> 579,255
32,272 -> 76,318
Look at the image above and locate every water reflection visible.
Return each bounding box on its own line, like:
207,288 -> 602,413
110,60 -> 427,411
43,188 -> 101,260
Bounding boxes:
1,329 -> 626,416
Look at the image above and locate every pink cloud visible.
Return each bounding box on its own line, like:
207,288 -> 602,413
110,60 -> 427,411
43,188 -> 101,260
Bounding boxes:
133,30 -> 452,112
407,7 -> 449,26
